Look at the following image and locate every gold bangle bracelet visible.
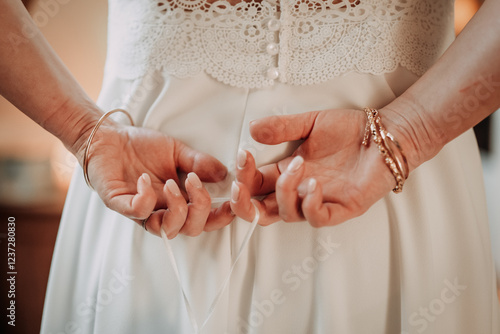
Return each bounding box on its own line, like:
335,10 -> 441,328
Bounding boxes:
383,131 -> 409,180
362,107 -> 408,193
82,108 -> 135,190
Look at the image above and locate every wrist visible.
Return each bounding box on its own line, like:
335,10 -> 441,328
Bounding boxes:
55,99 -> 106,165
378,97 -> 447,173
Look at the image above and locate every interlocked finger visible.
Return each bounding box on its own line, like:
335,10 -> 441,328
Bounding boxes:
275,155 -> 305,222
301,178 -> 353,227
230,181 -> 280,226
235,149 -> 280,196
179,172 -> 212,237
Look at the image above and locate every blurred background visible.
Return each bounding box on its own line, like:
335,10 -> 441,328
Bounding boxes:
0,0 -> 498,333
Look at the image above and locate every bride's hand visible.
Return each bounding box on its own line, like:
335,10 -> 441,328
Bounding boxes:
230,109 -> 407,227
76,122 -> 234,238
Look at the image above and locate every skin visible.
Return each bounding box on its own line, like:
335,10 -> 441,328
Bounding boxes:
230,0 -> 500,227
1,0 -> 499,234
0,0 -> 234,238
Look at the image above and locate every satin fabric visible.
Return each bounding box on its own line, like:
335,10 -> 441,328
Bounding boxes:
40,2 -> 499,334
40,67 -> 500,333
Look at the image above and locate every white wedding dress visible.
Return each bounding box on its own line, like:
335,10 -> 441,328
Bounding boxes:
41,0 -> 499,333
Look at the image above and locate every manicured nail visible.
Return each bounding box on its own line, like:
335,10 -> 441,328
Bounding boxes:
142,173 -> 151,185
187,172 -> 203,189
165,179 -> 181,197
237,149 -> 247,169
308,178 -> 317,193
231,181 -> 240,203
287,156 -> 304,173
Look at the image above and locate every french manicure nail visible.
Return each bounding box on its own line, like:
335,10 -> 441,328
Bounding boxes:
308,178 -> 317,193
165,179 -> 181,197
287,156 -> 304,173
187,172 -> 203,189
298,186 -> 307,198
142,173 -> 151,185
231,181 -> 240,203
237,149 -> 247,169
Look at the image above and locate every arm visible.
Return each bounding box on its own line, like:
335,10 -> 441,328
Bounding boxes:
230,0 -> 500,226
0,0 -> 233,237
382,0 -> 500,171
0,0 -> 99,159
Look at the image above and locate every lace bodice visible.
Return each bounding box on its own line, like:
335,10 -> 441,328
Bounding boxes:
107,0 -> 454,88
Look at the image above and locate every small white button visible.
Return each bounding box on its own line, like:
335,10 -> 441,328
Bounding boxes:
266,43 -> 279,56
266,67 -> 279,80
267,18 -> 280,31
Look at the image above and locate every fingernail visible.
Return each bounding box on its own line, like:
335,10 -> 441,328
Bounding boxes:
287,156 -> 304,173
187,172 -> 203,189
165,179 -> 181,197
298,186 -> 307,198
237,149 -> 247,169
231,181 -> 240,203
142,173 -> 151,185
224,201 -> 236,216
308,178 -> 317,193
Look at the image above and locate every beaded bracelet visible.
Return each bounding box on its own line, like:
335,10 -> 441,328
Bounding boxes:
83,108 -> 135,190
362,107 -> 408,193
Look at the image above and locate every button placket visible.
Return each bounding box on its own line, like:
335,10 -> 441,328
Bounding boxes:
263,15 -> 281,82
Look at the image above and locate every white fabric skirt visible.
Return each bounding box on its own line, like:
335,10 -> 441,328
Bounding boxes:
41,67 -> 500,333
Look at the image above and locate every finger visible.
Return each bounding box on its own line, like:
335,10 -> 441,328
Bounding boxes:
249,111 -> 319,145
203,201 -> 235,232
230,181 -> 255,222
179,172 -> 212,237
236,149 -> 279,195
175,141 -> 227,182
138,179 -> 188,238
160,179 -> 189,239
276,156 -> 305,222
302,178 -> 352,227
136,210 -> 164,237
108,173 -> 157,219
230,181 -> 280,226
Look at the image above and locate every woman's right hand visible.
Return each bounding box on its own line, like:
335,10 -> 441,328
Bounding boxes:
76,121 -> 234,238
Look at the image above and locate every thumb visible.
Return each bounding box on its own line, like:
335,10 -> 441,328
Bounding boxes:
249,111 -> 319,145
174,141 -> 227,182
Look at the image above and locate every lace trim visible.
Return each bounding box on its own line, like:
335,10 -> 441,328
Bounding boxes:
107,0 -> 454,88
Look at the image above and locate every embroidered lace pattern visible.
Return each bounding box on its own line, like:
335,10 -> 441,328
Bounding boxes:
107,0 -> 454,88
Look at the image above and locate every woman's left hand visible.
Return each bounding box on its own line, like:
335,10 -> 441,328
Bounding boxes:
230,108 -> 404,227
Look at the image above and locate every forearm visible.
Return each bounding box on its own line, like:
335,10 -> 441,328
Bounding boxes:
381,0 -> 500,171
0,0 -> 102,161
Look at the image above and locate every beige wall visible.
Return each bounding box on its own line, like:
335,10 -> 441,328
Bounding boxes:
0,0 -> 108,199
0,0 -> 107,160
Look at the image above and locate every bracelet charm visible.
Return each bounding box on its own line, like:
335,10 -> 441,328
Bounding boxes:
362,108 -> 408,193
